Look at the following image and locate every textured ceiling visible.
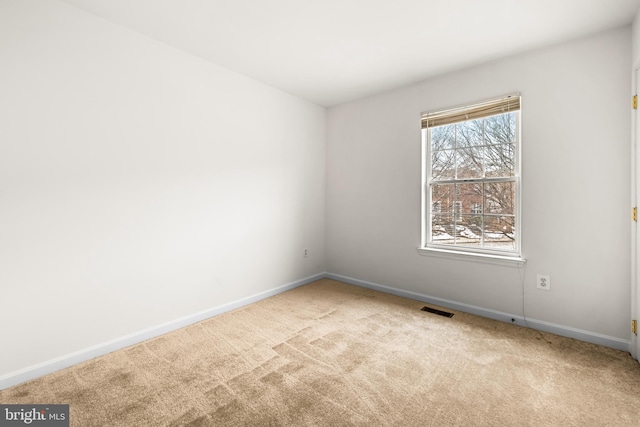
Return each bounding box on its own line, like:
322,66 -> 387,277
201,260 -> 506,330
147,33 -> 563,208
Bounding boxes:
61,0 -> 640,106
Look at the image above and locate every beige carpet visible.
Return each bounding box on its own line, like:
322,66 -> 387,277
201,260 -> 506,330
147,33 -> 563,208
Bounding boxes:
2,279 -> 640,426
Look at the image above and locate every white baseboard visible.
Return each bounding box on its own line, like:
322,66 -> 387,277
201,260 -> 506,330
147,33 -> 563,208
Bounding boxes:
326,272 -> 631,352
0,273 -> 325,391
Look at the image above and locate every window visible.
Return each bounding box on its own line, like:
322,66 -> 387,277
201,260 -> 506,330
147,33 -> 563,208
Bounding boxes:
453,201 -> 462,221
421,95 -> 521,257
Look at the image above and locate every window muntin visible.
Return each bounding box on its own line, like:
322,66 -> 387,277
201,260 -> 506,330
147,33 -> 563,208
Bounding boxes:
422,95 -> 520,256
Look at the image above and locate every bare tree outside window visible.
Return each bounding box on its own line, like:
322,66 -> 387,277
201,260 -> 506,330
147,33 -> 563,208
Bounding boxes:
422,96 -> 520,255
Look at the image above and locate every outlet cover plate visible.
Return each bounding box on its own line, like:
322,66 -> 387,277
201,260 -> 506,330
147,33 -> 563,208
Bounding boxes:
537,274 -> 551,291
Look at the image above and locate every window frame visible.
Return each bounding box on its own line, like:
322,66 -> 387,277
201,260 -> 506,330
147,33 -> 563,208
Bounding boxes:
420,94 -> 523,262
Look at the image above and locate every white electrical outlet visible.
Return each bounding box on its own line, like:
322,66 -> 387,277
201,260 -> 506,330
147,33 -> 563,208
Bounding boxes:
537,274 -> 551,291
304,249 -> 309,258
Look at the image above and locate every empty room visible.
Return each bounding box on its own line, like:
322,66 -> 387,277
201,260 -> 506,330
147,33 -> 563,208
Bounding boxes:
3,0 -> 640,425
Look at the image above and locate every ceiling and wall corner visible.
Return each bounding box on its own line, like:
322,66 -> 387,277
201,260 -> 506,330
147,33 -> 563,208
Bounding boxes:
59,0 -> 640,107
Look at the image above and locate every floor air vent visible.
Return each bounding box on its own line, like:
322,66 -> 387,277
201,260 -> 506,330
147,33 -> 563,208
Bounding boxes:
421,306 -> 454,318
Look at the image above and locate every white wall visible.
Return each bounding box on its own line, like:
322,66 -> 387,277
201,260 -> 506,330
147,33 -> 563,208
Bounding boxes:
327,27 -> 632,344
0,0 -> 325,380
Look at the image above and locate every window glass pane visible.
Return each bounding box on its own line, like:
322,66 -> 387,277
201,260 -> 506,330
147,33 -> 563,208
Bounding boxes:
431,150 -> 455,179
484,182 -> 515,215
485,112 -> 516,144
431,184 -> 454,213
455,215 -> 482,247
456,146 -> 483,179
431,214 -> 454,244
485,143 -> 515,177
483,216 -> 516,251
431,124 -> 456,150
453,201 -> 462,221
456,119 -> 484,147
456,183 -> 483,214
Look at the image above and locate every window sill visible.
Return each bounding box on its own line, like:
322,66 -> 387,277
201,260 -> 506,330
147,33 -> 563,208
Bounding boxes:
417,247 -> 526,267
